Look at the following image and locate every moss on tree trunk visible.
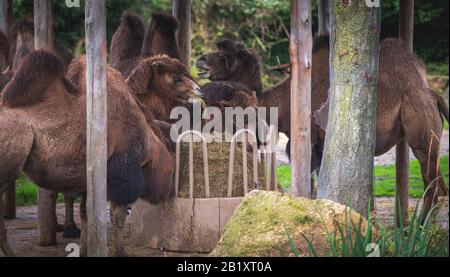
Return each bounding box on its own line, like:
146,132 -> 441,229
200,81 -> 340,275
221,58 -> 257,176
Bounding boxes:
317,0 -> 381,215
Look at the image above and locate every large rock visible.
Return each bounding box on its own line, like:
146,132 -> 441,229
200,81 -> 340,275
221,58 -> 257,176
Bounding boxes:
210,190 -> 370,257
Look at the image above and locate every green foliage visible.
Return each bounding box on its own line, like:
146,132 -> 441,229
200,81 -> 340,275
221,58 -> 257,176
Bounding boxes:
276,156 -> 450,198
10,0 -> 447,76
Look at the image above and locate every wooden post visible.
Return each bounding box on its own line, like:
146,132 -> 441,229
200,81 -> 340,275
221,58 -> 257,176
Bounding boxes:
396,0 -> 414,226
1,0 -> 16,220
34,0 -> 54,51
317,1 -> 380,215
0,0 -> 12,37
34,0 -> 58,246
290,0 -> 312,198
317,0 -> 330,37
172,0 -> 191,67
85,0 -> 108,257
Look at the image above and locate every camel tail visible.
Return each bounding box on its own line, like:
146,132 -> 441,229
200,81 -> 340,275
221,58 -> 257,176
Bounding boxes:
430,89 -> 449,123
1,50 -> 64,107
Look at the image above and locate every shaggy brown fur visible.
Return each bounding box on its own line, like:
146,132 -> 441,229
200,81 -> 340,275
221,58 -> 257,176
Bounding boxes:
196,39 -> 264,94
0,31 -> 9,72
111,12 -> 181,78
0,51 -> 175,257
110,11 -> 146,78
201,81 -> 258,110
126,54 -> 202,122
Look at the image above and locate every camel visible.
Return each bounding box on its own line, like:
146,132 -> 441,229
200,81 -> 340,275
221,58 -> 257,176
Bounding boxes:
126,54 -> 202,122
0,50 -> 186,257
197,37 -> 449,216
196,37 -> 330,172
111,11 -> 181,78
0,18 -> 80,238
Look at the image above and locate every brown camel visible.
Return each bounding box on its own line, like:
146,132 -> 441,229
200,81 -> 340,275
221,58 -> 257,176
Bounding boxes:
0,50 -> 179,257
111,11 -> 181,78
314,38 -> 449,215
197,38 -> 449,215
196,37 -> 330,171
126,54 -> 202,122
0,18 -> 80,238
197,39 -> 264,94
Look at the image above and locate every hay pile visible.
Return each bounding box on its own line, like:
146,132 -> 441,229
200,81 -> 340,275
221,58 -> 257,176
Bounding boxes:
178,140 -> 266,198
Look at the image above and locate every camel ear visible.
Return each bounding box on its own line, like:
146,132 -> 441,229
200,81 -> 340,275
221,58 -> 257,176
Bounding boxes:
126,59 -> 154,95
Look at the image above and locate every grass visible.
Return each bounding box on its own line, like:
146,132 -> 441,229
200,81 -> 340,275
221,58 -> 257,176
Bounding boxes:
277,156 -> 449,198
15,174 -> 64,206
288,201 -> 449,257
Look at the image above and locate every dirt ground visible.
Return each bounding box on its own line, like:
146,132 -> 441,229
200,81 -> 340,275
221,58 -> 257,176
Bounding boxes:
1,203 -> 204,257
3,197 -> 443,257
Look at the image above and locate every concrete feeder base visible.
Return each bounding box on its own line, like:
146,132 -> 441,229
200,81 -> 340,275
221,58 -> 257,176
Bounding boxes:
130,197 -> 243,253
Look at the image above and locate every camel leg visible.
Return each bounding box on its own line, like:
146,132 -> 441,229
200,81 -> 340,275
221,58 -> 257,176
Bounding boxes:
410,145 -> 448,221
37,189 -> 57,246
0,194 -> 15,257
63,192 -> 80,238
79,192 -> 87,257
401,94 -> 448,221
110,203 -> 128,257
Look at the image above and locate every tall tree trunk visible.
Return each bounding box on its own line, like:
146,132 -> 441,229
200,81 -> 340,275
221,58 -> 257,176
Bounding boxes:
1,0 -> 15,220
396,0 -> 414,227
318,1 -> 381,215
317,0 -> 330,37
173,0 -> 192,68
34,0 -> 57,246
85,0 -> 108,257
290,0 -> 312,198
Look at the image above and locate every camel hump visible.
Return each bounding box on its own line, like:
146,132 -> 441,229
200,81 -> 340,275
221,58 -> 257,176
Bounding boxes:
122,11 -> 146,32
110,11 -> 145,77
151,12 -> 178,32
1,50 -> 65,107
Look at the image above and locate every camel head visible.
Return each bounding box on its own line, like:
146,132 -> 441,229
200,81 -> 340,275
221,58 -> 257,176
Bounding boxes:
126,54 -> 202,121
196,40 -> 263,93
